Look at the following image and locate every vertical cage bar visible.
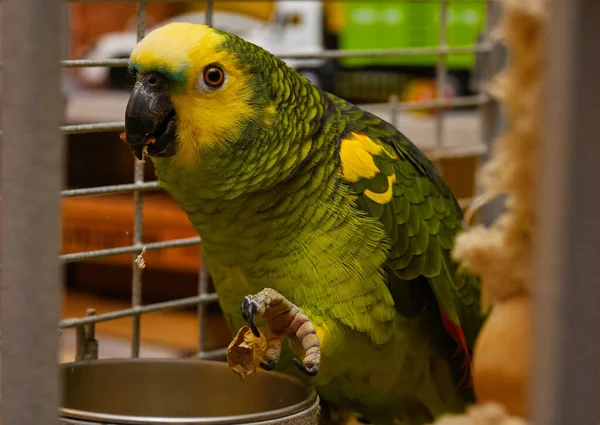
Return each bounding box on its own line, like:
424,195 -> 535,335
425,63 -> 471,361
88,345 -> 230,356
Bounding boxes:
197,262 -> 209,355
197,0 -> 214,357
131,0 -> 147,359
434,0 -> 449,149
475,0 -> 507,226
205,0 -> 214,26
1,0 -> 63,423
389,95 -> 399,129
533,0 -> 600,423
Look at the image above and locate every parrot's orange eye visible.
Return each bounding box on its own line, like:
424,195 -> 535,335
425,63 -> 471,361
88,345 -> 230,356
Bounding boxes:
203,65 -> 225,89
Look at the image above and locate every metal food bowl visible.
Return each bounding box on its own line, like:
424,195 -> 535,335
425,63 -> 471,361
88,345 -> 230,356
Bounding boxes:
59,358 -> 320,425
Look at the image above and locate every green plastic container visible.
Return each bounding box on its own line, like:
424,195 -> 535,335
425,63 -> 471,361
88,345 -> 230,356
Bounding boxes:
339,1 -> 486,69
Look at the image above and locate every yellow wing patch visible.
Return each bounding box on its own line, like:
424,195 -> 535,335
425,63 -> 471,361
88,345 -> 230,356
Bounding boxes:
364,174 -> 396,204
339,132 -> 397,205
339,132 -> 385,182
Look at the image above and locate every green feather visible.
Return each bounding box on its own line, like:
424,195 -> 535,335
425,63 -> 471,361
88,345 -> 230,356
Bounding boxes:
423,216 -> 441,235
431,195 -> 447,214
389,224 -> 410,259
394,252 -> 426,280
422,237 -> 443,278
373,155 -> 396,176
394,196 -> 411,224
414,196 -> 434,219
361,195 -> 386,218
366,171 -> 392,194
406,206 -> 421,237
412,221 -> 430,256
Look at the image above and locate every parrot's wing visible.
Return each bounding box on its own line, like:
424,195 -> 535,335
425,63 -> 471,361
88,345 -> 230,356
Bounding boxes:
331,94 -> 484,387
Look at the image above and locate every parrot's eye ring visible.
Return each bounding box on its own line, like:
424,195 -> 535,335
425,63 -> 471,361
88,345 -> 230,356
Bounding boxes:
202,65 -> 226,89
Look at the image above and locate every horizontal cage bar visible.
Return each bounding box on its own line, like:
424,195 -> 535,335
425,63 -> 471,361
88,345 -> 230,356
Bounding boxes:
61,181 -> 160,198
60,43 -> 493,68
60,94 -> 491,135
59,293 -> 218,329
62,122 -> 125,134
60,237 -> 201,262
198,347 -> 228,360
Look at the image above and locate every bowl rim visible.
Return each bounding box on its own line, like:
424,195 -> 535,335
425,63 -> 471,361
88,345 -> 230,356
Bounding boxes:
59,358 -> 319,425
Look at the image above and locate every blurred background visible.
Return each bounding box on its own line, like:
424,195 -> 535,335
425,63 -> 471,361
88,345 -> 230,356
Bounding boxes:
57,0 -> 494,362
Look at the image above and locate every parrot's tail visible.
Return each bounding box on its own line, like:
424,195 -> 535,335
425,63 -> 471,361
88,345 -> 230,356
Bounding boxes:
439,309 -> 473,392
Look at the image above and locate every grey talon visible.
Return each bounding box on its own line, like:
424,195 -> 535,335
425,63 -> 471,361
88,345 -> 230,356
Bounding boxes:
241,297 -> 250,321
241,297 -> 260,337
293,357 -> 319,377
249,321 -> 260,338
260,360 -> 277,371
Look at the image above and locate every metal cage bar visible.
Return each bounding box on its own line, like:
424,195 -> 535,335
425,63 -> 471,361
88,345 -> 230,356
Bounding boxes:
533,0 -> 600,423
434,0 -> 449,149
57,95 -> 492,137
130,0 -> 147,359
197,0 -> 214,358
58,43 -> 494,68
60,237 -> 201,263
474,0 -> 507,227
1,0 -> 64,424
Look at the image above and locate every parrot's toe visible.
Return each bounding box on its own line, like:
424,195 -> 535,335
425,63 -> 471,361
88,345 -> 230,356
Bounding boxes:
259,359 -> 277,371
239,289 -> 320,376
293,357 -> 319,377
240,296 -> 260,337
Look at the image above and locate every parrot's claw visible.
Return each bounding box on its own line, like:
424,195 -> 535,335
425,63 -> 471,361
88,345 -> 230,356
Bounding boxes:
241,297 -> 260,337
259,359 -> 277,371
238,288 -> 321,377
293,357 -> 319,377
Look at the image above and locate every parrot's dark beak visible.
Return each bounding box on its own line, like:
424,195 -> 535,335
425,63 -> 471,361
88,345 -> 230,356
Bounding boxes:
124,72 -> 177,160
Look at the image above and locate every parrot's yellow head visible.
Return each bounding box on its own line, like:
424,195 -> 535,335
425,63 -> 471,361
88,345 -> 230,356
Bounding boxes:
124,22 -> 277,166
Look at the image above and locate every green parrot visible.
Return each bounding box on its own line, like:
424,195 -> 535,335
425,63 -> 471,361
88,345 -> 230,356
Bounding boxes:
123,22 -> 485,425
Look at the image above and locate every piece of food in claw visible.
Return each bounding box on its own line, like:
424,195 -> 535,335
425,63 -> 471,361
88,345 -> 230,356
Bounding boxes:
227,325 -> 267,379
119,131 -> 127,143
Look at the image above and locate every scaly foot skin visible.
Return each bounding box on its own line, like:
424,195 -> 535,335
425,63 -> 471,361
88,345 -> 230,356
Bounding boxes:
240,287 -> 321,377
